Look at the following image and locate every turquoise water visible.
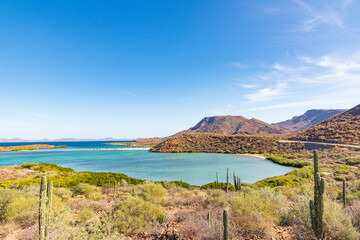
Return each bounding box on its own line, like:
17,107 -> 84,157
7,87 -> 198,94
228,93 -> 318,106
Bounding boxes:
0,141 -> 294,185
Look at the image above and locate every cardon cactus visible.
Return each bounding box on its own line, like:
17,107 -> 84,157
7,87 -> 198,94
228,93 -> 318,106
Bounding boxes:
45,181 -> 53,240
237,176 -> 241,190
223,209 -> 228,240
39,176 -> 47,240
343,179 -> 346,208
310,151 -> 325,239
226,168 -> 229,193
39,177 -> 53,240
233,172 -> 237,191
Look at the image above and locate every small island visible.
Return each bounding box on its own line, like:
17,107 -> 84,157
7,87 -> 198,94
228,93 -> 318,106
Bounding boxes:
0,144 -> 67,152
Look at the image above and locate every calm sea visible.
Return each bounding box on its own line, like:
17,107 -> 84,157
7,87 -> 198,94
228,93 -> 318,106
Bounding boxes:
0,141 -> 293,185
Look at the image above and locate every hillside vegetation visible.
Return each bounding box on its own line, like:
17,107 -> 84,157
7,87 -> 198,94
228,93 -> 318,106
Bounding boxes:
150,133 -> 279,154
295,104 -> 360,144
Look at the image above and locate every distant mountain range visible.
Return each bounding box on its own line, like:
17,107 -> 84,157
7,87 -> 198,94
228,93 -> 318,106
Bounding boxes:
0,137 -> 131,143
272,109 -> 346,132
295,104 -> 360,145
176,115 -> 289,136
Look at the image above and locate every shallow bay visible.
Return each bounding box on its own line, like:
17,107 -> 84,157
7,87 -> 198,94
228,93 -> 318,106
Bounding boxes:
0,141 -> 294,185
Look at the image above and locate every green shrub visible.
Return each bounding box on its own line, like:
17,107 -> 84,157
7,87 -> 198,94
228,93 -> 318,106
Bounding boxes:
21,162 -> 74,173
78,207 -> 95,224
256,166 -> 312,187
113,197 -> 166,235
266,155 -> 310,168
72,183 -> 101,200
0,189 -> 37,228
345,158 -> 360,166
136,183 -> 167,204
54,188 -> 72,201
229,188 -> 286,238
335,169 -> 349,174
205,190 -> 227,207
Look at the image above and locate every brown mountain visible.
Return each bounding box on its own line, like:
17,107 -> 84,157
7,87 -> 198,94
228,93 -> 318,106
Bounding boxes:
273,109 -> 346,132
294,104 -> 360,144
177,115 -> 288,136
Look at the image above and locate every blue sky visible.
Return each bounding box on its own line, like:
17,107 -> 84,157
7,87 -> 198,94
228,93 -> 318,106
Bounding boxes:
1,0 -> 360,139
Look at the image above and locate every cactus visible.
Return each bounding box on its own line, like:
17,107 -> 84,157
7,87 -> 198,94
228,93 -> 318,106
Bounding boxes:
233,172 -> 237,191
207,210 -> 212,226
343,179 -> 346,208
45,181 -> 53,240
237,176 -> 241,191
39,176 -> 47,240
310,151 -> 325,239
114,180 -> 117,197
216,172 -> 219,189
226,168 -> 229,193
223,209 -> 228,240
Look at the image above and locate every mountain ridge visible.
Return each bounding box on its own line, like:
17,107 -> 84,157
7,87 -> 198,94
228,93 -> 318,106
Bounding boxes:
273,109 -> 346,132
176,115 -> 289,136
294,104 -> 360,144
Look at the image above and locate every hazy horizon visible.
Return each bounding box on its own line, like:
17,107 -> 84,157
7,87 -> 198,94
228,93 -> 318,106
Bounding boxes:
1,0 -> 360,139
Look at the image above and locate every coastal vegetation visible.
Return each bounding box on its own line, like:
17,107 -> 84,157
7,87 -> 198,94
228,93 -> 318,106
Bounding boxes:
0,144 -> 61,152
1,153 -> 360,239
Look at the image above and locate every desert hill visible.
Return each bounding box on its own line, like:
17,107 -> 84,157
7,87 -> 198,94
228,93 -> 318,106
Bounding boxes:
294,104 -> 360,144
273,109 -> 346,132
150,133 -> 278,153
177,115 -> 288,136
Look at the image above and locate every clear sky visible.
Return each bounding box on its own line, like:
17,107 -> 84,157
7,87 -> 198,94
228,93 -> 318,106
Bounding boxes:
1,0 -> 360,139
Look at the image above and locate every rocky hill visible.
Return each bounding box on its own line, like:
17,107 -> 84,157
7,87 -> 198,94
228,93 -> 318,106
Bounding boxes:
273,109 -> 346,132
294,104 -> 360,144
150,133 -> 279,153
177,115 -> 288,136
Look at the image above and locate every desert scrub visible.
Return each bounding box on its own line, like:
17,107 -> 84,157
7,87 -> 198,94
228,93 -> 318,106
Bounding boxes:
283,195 -> 358,240
205,189 -> 227,207
54,187 -> 73,201
136,182 -> 168,204
256,165 -> 312,187
229,188 -> 287,238
113,197 -> 166,235
345,157 -> 360,166
0,189 -> 38,228
77,207 -> 95,224
72,183 -> 101,200
266,155 -> 310,168
21,162 -> 74,173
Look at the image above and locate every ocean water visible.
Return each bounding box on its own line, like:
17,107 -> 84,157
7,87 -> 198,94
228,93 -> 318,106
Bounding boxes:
0,141 -> 294,185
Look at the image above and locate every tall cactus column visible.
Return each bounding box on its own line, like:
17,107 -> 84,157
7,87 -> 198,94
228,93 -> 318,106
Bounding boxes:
310,151 -> 325,240
223,209 -> 228,240
45,181 -> 53,240
39,176 -> 47,240
343,179 -> 346,208
226,168 -> 229,193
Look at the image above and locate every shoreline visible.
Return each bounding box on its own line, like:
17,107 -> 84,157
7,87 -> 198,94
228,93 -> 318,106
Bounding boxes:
237,153 -> 266,160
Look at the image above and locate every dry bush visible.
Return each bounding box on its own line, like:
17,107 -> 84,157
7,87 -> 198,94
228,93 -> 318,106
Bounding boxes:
54,187 -> 72,201
284,195 -> 358,240
0,222 -> 18,238
66,198 -> 91,211
136,182 -> 168,205
113,196 -> 166,235
89,198 -> 114,213
229,188 -> 287,239
72,183 -> 101,200
175,207 -> 235,240
167,189 -> 207,207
